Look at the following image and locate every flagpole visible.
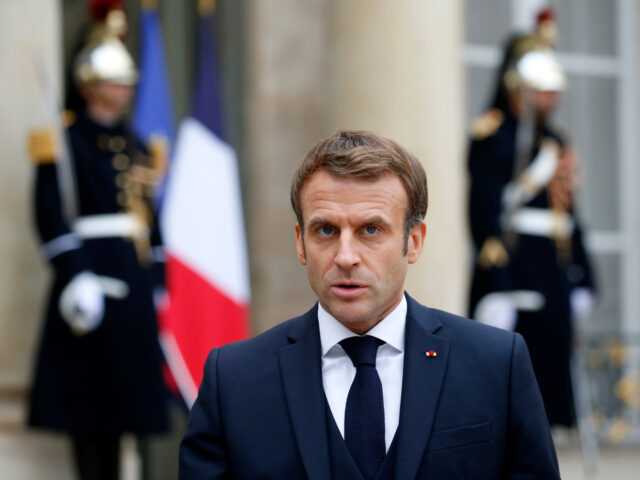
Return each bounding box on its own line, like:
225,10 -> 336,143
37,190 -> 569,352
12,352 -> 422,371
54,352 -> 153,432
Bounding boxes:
142,0 -> 158,10
199,0 -> 216,15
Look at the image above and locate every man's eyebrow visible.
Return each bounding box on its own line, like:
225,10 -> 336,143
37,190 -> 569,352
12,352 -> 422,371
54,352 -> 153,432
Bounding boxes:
306,218 -> 333,230
363,215 -> 392,228
306,215 -> 392,230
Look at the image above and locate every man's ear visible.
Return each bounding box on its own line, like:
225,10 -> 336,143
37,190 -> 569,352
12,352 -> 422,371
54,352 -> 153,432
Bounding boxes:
407,222 -> 427,264
295,224 -> 307,265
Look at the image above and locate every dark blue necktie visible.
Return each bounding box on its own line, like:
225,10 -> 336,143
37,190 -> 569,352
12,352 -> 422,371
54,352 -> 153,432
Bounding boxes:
340,336 -> 385,480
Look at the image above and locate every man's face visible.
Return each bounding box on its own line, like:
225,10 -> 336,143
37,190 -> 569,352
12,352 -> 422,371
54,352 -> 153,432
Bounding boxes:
84,81 -> 134,115
532,89 -> 559,118
295,169 -> 426,334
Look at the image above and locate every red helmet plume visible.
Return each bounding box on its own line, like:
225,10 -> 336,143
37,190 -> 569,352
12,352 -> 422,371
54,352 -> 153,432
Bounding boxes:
89,0 -> 124,22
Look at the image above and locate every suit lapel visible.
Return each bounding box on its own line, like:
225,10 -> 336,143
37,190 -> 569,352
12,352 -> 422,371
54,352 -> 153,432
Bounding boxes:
278,305 -> 331,480
394,295 -> 450,479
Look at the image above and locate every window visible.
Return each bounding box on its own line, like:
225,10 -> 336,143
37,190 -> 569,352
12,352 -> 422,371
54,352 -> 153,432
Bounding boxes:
464,0 -> 640,442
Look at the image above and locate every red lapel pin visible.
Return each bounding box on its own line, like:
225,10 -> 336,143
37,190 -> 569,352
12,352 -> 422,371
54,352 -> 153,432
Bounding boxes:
425,350 -> 437,357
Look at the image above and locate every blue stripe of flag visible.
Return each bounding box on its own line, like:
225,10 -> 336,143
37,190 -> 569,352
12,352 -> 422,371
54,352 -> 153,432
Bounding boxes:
131,6 -> 176,211
132,6 -> 176,149
191,10 -> 227,141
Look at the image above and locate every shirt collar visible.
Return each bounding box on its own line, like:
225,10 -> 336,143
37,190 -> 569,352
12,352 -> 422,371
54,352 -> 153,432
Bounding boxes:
318,295 -> 407,356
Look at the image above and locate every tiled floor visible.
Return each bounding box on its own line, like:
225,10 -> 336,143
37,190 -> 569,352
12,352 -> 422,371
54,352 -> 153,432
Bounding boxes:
0,429 -> 73,480
558,447 -> 640,480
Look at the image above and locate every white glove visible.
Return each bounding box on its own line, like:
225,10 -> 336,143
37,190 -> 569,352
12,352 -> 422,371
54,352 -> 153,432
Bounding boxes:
58,272 -> 105,335
502,140 -> 559,209
571,287 -> 594,323
474,293 -> 518,331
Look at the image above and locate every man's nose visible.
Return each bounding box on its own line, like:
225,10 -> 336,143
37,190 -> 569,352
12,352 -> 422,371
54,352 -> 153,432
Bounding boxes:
334,233 -> 360,269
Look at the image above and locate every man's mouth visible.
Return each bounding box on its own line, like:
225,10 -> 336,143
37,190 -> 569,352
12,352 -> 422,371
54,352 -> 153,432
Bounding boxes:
331,283 -> 367,298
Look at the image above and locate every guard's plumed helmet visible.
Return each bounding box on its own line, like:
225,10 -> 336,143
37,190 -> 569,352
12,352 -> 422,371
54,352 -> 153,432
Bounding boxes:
536,7 -> 558,47
503,35 -> 566,93
73,0 -> 138,86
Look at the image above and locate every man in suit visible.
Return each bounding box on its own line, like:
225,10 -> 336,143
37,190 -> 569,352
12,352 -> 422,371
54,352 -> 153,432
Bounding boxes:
179,130 -> 561,479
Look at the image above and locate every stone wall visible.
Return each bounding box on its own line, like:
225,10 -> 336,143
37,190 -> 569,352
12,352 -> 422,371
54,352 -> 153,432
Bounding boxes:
246,0 -> 467,333
0,1 -> 71,476
0,0 -> 59,420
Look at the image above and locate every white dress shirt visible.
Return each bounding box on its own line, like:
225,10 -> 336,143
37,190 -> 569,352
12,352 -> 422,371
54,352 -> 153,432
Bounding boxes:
318,296 -> 406,451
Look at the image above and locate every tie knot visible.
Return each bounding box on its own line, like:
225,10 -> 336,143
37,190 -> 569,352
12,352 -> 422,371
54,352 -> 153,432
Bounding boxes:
340,336 -> 384,367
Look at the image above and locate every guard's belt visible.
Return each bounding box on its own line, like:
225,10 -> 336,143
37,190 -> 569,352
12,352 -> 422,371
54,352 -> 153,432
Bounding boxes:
73,213 -> 148,240
507,207 -> 574,238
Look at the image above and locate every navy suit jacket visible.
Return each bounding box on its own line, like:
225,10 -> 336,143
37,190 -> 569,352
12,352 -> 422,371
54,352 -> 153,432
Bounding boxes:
180,294 -> 560,479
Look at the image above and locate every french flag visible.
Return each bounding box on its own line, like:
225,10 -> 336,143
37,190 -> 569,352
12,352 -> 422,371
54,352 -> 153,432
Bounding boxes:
131,0 -> 175,208
159,4 -> 251,407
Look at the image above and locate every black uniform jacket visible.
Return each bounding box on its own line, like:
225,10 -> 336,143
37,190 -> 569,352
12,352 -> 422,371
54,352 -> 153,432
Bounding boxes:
29,111 -> 168,434
467,109 -> 596,426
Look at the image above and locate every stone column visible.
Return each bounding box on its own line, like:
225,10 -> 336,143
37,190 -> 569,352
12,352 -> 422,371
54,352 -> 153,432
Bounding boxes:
328,0 -> 468,314
245,0 -> 334,332
0,1 -> 75,478
0,0 -> 59,416
246,0 -> 467,333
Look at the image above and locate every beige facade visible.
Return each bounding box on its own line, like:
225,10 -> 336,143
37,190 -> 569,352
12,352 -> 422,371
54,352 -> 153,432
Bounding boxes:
328,0 -> 467,315
0,0 -> 60,403
245,0 -> 334,334
0,1 -> 69,476
247,0 -> 467,334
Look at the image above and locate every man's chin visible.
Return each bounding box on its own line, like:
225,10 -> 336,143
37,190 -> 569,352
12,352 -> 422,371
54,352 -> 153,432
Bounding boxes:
327,305 -> 378,334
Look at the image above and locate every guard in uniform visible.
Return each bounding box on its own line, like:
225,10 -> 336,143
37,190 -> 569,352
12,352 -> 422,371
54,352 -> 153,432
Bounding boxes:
27,2 -> 168,479
467,32 -> 596,427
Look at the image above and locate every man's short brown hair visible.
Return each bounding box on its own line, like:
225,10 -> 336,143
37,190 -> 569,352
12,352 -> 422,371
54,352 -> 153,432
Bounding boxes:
291,130 -> 428,243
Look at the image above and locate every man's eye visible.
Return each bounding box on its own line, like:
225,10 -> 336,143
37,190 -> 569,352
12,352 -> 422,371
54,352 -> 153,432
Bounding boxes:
318,226 -> 334,236
364,226 -> 379,235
